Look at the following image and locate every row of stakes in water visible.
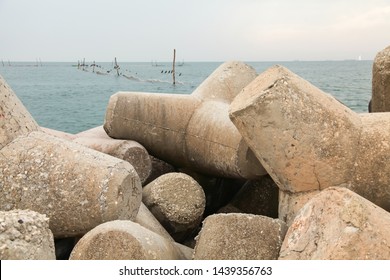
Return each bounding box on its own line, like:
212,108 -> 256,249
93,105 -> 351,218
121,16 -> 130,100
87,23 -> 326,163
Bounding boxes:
77,62 -> 182,78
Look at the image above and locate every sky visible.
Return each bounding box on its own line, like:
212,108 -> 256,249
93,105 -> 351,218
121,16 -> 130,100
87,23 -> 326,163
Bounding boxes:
1,0 -> 390,62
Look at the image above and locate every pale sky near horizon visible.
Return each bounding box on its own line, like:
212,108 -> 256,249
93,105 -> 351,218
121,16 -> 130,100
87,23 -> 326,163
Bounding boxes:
1,0 -> 389,62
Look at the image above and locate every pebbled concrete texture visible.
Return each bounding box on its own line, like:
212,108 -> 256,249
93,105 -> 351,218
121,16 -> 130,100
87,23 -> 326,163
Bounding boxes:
142,172 -> 206,242
0,131 -> 142,237
0,209 -> 56,260
43,125 -> 152,185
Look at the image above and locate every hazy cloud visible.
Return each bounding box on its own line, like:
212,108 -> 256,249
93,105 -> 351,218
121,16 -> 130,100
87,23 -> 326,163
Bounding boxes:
0,0 -> 389,61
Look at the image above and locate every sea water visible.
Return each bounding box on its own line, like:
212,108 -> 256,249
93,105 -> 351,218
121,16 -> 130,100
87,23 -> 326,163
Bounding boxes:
0,60 -> 372,134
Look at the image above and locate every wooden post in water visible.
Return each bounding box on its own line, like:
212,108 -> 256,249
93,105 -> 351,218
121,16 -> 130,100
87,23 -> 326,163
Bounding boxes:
83,58 -> 86,71
92,61 -> 95,73
114,57 -> 120,76
172,49 -> 176,85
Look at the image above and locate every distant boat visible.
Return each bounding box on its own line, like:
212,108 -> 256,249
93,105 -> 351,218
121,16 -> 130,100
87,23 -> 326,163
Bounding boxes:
358,55 -> 362,61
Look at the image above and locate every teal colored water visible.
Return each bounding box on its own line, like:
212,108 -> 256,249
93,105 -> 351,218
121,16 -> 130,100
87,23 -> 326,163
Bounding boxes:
0,60 -> 372,134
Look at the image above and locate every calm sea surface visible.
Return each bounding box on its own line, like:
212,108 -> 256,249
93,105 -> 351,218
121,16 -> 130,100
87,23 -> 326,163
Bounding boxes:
0,60 -> 372,134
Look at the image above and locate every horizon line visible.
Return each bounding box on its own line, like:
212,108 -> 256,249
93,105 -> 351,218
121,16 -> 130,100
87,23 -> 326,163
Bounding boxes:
1,59 -> 374,63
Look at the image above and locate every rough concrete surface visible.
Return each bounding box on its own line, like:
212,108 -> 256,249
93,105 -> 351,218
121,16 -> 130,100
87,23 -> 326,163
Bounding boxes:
0,76 -> 39,149
371,45 -> 390,112
0,131 -> 142,237
0,209 -> 56,260
44,125 -> 152,185
193,213 -> 287,260
142,172 -> 206,241
69,220 -> 184,260
279,187 -> 390,259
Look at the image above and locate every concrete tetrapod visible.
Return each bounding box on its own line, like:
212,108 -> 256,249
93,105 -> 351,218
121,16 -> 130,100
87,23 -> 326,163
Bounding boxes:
104,61 -> 266,179
371,45 -> 390,112
229,65 -> 390,224
0,76 -> 142,237
0,209 -> 56,260
279,187 -> 390,259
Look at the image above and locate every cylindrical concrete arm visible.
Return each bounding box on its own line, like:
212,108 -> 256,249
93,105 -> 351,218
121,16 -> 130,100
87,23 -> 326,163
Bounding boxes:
353,113 -> 390,211
69,220 -> 183,260
73,136 -> 152,184
43,125 -> 152,185
186,101 -> 265,178
192,61 -> 258,102
0,131 -> 142,237
230,65 -> 362,192
0,76 -> 39,149
75,125 -> 110,138
371,45 -> 390,112
104,92 -> 199,164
